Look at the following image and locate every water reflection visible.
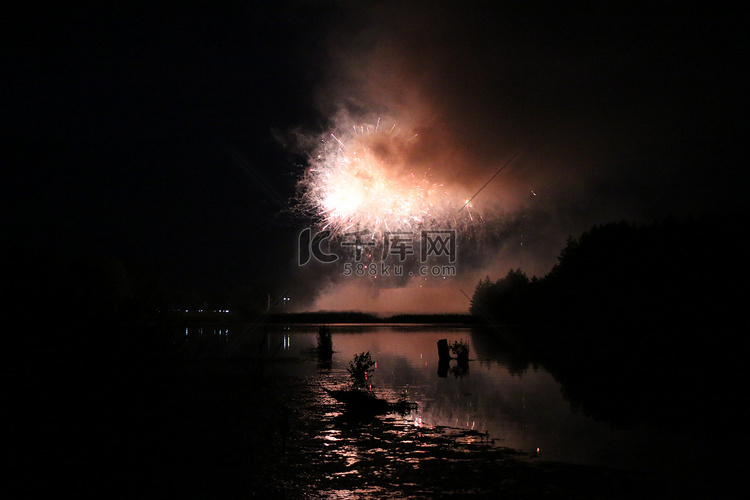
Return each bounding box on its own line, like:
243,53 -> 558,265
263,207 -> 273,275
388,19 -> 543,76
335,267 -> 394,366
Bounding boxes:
315,325 -> 334,369
436,338 -> 470,378
174,323 -> 742,496
291,374 -> 527,498
437,358 -> 470,379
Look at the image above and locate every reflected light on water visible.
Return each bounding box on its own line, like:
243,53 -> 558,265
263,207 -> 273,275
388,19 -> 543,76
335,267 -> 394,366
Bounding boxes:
299,326 -> 663,470
177,323 -> 725,489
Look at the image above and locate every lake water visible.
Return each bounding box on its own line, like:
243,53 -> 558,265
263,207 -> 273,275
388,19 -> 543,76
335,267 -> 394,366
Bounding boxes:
181,323 -> 743,497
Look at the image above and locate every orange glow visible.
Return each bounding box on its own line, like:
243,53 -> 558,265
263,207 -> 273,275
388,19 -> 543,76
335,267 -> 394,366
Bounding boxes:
298,117 -> 475,238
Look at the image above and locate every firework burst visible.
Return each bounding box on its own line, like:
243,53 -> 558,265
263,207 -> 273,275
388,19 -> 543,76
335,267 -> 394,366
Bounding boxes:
296,118 -> 476,239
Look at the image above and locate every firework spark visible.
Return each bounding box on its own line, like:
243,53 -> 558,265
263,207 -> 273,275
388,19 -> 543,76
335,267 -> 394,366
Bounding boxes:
296,118 -> 476,239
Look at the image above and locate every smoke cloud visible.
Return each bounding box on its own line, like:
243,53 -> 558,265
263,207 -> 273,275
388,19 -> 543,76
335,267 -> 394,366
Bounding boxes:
284,1 -> 745,313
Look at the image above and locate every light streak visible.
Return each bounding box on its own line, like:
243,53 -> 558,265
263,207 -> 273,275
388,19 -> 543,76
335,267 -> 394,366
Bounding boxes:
457,150 -> 520,213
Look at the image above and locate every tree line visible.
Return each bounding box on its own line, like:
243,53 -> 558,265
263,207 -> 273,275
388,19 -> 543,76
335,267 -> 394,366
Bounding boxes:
470,214 -> 746,331
469,213 -> 749,429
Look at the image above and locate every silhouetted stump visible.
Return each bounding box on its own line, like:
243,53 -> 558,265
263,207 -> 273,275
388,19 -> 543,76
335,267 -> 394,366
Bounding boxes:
316,325 -> 333,369
437,339 -> 451,361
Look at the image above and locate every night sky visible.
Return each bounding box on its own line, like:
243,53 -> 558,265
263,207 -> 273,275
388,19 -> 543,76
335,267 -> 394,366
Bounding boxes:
4,2 -> 747,314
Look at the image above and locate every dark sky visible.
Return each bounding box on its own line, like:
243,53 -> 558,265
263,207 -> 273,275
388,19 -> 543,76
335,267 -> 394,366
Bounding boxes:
4,2 -> 328,296
3,2 -> 747,312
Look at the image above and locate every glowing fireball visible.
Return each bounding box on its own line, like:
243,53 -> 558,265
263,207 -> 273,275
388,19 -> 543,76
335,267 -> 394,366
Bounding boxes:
297,119 -> 474,238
